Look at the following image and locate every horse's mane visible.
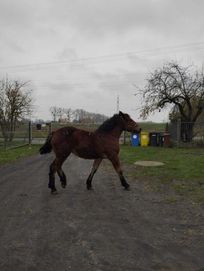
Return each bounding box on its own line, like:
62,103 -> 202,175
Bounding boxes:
96,114 -> 121,133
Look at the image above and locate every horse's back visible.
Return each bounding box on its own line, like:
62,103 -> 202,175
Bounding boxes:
51,126 -> 120,159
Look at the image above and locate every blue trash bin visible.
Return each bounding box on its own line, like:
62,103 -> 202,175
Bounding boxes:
130,133 -> 139,146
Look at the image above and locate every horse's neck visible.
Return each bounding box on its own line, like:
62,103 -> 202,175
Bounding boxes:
108,126 -> 124,138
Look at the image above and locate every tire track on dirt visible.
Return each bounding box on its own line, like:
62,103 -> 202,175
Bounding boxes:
0,154 -> 204,271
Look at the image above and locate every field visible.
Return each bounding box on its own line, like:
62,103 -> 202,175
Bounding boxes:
120,146 -> 204,203
0,145 -> 40,165
0,121 -> 166,139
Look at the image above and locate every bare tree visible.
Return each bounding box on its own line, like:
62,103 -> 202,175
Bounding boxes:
72,109 -> 86,122
63,108 -> 72,122
50,106 -> 59,122
72,109 -> 108,124
140,62 -> 204,141
50,106 -> 68,122
0,78 -> 33,142
57,107 -> 64,120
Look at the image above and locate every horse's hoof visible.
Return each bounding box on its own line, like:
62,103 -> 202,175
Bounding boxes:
51,190 -> 58,195
87,185 -> 93,191
124,185 -> 130,191
61,183 -> 66,189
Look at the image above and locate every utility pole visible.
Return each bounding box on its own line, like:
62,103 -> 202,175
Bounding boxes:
28,120 -> 32,147
116,94 -> 126,144
116,95 -> 120,113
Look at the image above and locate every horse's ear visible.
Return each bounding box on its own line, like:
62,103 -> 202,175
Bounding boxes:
119,111 -> 124,116
119,111 -> 125,118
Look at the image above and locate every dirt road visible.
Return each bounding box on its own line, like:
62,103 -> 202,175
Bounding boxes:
0,153 -> 203,271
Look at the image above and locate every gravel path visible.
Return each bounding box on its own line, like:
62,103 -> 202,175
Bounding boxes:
0,153 -> 203,271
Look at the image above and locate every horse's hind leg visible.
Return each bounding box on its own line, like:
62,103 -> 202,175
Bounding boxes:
86,158 -> 102,190
108,155 -> 130,190
48,155 -> 69,194
49,159 -> 58,194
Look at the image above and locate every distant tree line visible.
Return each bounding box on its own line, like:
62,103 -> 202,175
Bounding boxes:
50,106 -> 108,124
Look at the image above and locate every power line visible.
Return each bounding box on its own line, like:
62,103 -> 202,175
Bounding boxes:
33,82 -> 138,91
0,41 -> 204,71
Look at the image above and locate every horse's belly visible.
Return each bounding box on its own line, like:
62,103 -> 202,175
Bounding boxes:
72,148 -> 100,159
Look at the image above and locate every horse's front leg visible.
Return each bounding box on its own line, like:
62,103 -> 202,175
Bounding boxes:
57,168 -> 67,188
86,158 -> 102,190
108,155 -> 130,190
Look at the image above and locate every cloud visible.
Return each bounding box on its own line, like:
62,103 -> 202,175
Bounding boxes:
37,0 -> 204,41
1,0 -> 204,121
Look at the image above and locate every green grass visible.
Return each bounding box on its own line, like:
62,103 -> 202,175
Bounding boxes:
0,145 -> 40,166
0,140 -> 30,150
120,146 -> 204,203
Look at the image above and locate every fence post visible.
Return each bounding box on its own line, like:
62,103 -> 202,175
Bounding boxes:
46,122 -> 52,135
28,121 -> 32,146
177,118 -> 181,146
49,122 -> 52,134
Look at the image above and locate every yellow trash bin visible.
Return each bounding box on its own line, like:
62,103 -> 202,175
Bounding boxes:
140,131 -> 149,147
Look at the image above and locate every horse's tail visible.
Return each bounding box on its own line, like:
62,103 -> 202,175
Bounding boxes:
39,132 -> 53,155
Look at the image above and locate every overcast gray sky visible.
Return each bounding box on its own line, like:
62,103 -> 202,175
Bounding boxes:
0,0 -> 204,122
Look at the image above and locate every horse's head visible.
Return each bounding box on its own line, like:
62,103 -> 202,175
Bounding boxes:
119,111 -> 141,133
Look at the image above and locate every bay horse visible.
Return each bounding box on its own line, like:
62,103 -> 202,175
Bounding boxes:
40,111 -> 140,194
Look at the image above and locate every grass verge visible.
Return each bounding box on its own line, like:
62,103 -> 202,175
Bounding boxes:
0,145 -> 40,166
120,146 -> 204,203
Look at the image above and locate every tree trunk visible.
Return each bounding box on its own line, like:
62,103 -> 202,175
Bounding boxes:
180,122 -> 194,142
0,121 -> 15,142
